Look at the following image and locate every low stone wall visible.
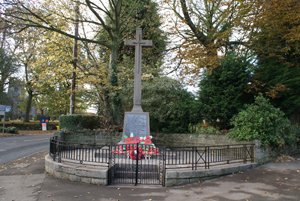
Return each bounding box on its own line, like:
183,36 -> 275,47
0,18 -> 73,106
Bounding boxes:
45,154 -> 108,185
46,154 -> 260,187
153,134 -> 251,147
254,140 -> 274,164
165,163 -> 257,187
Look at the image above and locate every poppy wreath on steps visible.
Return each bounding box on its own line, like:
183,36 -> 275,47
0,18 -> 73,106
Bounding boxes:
129,147 -> 143,160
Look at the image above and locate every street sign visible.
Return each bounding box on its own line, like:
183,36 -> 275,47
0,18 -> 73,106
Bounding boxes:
42,123 -> 47,131
0,105 -> 11,133
0,105 -> 11,113
0,105 -> 5,111
5,106 -> 11,112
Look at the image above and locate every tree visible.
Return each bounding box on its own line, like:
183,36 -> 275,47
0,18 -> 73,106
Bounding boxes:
0,48 -> 16,104
250,0 -> 300,66
6,77 -> 25,118
94,0 -> 167,122
13,22 -> 88,119
251,61 -> 300,123
1,0 -> 167,125
120,0 -> 166,77
13,27 -> 41,121
122,77 -> 199,133
30,30 -> 88,118
163,0 -> 256,81
198,53 -> 253,129
0,15 -> 18,105
249,0 -> 300,123
69,0 -> 80,114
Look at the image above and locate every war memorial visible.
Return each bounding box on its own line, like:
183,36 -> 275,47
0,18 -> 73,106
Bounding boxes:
45,28 -> 259,187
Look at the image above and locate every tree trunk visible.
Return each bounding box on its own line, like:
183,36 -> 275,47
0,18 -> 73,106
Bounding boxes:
103,87 -> 112,121
1,21 -> 7,49
0,81 -> 4,94
109,41 -> 122,125
24,89 -> 33,122
206,44 -> 219,69
69,1 -> 79,114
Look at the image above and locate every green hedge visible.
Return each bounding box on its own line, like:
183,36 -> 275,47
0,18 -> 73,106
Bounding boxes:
59,114 -> 101,131
56,130 -> 121,144
3,122 -> 58,130
0,126 -> 18,134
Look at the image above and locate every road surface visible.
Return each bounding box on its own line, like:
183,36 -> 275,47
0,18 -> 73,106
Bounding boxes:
0,134 -> 53,164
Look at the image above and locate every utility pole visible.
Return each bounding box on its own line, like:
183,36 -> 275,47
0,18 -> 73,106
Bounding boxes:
70,1 -> 79,114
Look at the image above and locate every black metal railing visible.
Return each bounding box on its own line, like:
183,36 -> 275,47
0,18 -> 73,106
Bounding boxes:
50,137 -> 110,167
50,137 -> 254,169
164,144 -> 255,170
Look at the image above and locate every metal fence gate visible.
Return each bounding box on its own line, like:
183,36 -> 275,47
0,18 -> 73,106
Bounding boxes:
108,144 -> 165,186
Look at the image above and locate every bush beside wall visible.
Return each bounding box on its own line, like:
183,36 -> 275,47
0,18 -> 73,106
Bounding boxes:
56,130 -> 122,144
3,122 -> 58,130
0,126 -> 18,134
229,95 -> 295,149
59,115 -> 101,131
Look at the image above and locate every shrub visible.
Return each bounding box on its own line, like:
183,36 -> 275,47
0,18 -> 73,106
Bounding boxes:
3,121 -> 58,130
0,126 -> 18,134
229,94 -> 295,149
291,124 -> 300,147
188,123 -> 221,135
59,114 -> 101,131
57,129 -> 121,144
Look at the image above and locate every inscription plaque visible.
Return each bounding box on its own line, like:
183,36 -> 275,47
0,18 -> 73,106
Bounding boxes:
123,112 -> 150,137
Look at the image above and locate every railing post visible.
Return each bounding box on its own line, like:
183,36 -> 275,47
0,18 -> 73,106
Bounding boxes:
108,144 -> 113,185
207,146 -> 210,169
227,145 -> 230,164
164,147 -> 167,186
79,144 -> 83,164
49,138 -> 52,158
109,143 -> 112,165
243,144 -> 247,163
205,146 -> 210,169
204,146 -> 207,169
161,147 -> 166,187
251,144 -> 255,163
135,143 -> 139,186
57,141 -> 61,163
54,139 -> 58,162
192,147 -> 195,170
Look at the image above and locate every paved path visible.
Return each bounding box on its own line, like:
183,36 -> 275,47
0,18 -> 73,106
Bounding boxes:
0,151 -> 299,201
0,134 -> 52,164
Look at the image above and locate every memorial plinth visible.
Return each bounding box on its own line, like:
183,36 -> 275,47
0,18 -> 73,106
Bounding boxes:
123,112 -> 150,137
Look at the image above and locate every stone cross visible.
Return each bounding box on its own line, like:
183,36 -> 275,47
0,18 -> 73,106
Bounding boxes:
124,28 -> 152,112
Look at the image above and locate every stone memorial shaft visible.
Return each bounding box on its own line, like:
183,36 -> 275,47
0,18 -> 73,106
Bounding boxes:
124,28 -> 152,112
